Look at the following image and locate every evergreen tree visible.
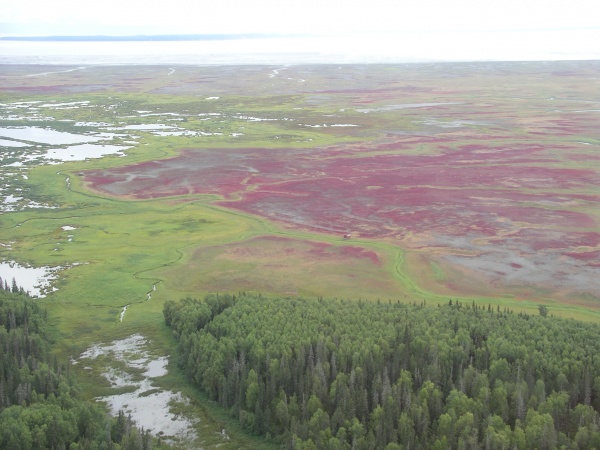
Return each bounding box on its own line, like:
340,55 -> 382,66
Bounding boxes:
165,293 -> 600,448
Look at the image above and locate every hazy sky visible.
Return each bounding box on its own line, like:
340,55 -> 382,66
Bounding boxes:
2,0 -> 599,36
1,0 -> 599,62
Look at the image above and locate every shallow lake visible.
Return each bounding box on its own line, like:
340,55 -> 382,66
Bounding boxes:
0,138 -> 31,147
0,261 -> 58,297
44,143 -> 129,162
75,334 -> 197,443
0,126 -> 120,145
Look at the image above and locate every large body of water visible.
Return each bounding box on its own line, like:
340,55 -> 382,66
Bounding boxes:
1,29 -> 600,65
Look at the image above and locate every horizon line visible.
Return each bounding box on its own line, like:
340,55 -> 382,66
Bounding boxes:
0,33 -> 307,42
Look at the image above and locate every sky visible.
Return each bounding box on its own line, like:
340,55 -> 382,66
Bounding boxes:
1,0 -> 600,62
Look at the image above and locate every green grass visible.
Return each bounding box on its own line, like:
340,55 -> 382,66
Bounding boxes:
430,261 -> 445,281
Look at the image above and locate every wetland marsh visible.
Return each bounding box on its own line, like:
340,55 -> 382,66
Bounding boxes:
1,62 -> 600,448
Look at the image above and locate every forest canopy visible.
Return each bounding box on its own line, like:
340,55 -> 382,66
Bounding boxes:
165,293 -> 600,449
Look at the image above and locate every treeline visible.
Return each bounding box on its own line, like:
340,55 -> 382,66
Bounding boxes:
0,288 -> 164,449
0,275 -> 29,295
165,293 -> 600,449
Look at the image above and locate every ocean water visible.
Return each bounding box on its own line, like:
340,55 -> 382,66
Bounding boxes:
1,29 -> 599,65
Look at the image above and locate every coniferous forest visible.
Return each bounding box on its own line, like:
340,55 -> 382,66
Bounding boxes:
0,288 -> 158,450
165,293 -> 600,449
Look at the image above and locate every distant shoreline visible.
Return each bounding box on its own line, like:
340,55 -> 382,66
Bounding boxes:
0,34 -> 293,42
1,35 -> 598,65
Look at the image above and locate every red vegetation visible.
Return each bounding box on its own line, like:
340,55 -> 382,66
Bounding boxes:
83,89 -> 600,298
85,138 -> 599,264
